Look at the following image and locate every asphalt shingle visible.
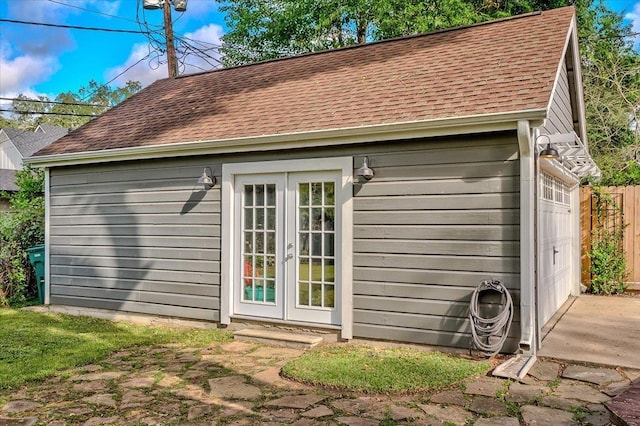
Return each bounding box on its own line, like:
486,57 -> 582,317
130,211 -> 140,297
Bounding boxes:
34,7 -> 575,157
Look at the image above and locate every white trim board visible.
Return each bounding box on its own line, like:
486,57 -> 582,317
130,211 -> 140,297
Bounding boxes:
26,110 -> 546,168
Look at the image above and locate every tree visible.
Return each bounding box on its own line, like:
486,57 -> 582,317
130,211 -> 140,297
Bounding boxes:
219,0 -> 640,184
9,80 -> 142,131
217,0 -> 482,66
576,1 -> 640,184
0,166 -> 45,306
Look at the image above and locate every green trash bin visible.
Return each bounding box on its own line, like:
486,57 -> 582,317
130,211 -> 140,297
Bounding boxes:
26,245 -> 45,304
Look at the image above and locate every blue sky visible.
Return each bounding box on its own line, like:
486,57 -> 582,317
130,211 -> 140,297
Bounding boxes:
0,0 -> 225,102
0,0 -> 639,106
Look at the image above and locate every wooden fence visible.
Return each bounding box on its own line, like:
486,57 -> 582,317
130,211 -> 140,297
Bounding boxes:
580,185 -> 640,288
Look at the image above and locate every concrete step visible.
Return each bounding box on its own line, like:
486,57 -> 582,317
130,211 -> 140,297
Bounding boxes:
233,328 -> 324,349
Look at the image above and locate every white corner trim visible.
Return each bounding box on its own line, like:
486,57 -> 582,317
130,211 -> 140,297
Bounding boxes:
26,109 -> 547,168
44,167 -> 50,305
220,169 -> 233,325
221,157 -> 354,338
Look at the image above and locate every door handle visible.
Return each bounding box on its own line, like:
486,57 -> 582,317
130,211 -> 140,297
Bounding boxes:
286,253 -> 294,260
553,246 -> 559,265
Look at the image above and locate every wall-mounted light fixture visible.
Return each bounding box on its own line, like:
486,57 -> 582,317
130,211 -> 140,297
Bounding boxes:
537,134 -> 560,160
197,167 -> 215,190
355,156 -> 374,181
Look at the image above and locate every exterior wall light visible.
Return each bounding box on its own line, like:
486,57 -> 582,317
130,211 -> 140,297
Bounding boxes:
198,167 -> 215,190
537,135 -> 560,160
355,156 -> 374,181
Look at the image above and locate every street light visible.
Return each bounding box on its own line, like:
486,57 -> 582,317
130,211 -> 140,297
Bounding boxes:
143,0 -> 188,77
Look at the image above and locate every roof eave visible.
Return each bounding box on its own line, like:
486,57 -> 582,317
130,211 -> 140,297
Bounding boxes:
26,109 -> 547,168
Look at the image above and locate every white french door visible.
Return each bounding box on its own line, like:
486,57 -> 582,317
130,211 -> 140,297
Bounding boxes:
232,171 -> 341,326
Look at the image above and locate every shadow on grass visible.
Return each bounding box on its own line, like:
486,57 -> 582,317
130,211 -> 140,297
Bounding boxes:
0,308 -> 231,390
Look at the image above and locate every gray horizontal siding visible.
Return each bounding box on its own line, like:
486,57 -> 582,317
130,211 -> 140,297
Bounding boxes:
48,296 -> 219,321
542,61 -> 574,136
49,160 -> 221,319
49,131 -> 520,351
352,132 -> 520,351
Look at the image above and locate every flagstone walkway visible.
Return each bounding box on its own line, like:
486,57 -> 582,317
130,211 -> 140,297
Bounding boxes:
1,339 -> 638,425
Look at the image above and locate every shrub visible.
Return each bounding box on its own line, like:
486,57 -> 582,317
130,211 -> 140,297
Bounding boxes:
0,166 -> 44,306
587,186 -> 628,295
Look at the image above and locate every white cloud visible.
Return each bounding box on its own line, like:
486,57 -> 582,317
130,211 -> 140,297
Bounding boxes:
179,23 -> 224,74
177,0 -> 220,17
0,43 -> 59,97
626,2 -> 640,33
86,0 -> 122,16
105,44 -> 169,88
106,23 -> 224,87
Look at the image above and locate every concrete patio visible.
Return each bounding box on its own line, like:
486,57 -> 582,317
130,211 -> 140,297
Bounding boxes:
538,294 -> 640,370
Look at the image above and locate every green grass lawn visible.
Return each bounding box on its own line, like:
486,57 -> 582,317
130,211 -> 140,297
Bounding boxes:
0,308 -> 231,390
282,344 -> 491,393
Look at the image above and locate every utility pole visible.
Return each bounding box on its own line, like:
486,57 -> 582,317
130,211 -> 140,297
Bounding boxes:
144,0 -> 186,78
162,0 -> 178,78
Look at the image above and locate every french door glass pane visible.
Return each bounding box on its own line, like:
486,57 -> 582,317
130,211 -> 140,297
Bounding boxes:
297,181 -> 335,309
243,184 -> 277,304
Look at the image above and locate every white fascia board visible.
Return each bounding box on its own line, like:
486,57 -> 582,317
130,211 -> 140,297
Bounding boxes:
545,16 -> 588,146
26,109 -> 547,168
546,19 -> 573,116
568,17 -> 589,148
540,159 -> 580,185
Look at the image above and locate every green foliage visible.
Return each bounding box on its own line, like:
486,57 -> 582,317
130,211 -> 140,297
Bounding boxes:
587,186 -> 628,295
577,0 -> 640,184
0,308 -> 232,390
217,0 -> 486,66
0,166 -> 45,306
218,0 -> 640,185
217,0 -> 574,67
7,80 -> 142,130
281,344 -> 490,393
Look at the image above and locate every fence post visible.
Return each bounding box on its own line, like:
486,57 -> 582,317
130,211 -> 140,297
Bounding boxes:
580,186 -> 592,287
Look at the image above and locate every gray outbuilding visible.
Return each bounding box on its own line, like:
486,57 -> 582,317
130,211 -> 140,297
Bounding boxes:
28,7 -> 599,354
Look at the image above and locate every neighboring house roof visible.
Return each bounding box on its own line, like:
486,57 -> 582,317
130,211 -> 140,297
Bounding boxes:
0,169 -> 18,192
34,6 -> 576,158
11,124 -> 68,157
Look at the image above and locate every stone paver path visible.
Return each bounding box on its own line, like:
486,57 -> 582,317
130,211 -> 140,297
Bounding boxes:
0,341 -> 624,425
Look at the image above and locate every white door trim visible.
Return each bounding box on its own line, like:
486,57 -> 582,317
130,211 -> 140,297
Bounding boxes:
221,157 -> 353,339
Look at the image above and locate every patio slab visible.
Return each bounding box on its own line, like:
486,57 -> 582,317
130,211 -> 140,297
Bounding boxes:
538,295 -> 640,369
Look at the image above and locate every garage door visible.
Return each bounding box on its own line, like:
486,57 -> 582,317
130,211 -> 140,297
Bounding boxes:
538,172 -> 572,326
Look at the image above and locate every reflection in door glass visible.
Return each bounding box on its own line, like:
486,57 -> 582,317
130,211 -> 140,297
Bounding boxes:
242,184 -> 277,304
297,181 -> 335,309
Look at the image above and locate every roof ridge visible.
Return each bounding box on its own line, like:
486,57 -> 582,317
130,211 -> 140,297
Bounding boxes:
175,6 -> 571,81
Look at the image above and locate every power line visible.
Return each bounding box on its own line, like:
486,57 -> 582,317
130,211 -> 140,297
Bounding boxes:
47,0 -> 152,26
80,52 -> 153,102
0,109 -> 97,117
0,97 -> 110,108
0,18 -> 148,34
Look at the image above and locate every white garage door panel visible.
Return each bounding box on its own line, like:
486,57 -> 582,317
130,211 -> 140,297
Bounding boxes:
538,173 -> 572,326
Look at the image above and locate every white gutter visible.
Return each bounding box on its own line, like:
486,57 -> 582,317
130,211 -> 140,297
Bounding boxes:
517,120 -> 536,354
25,109 -> 547,168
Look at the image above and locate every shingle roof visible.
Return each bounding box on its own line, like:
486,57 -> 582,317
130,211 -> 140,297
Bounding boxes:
9,125 -> 68,157
34,6 -> 575,157
0,169 -> 18,192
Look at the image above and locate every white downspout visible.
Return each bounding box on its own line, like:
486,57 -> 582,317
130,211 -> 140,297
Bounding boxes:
517,120 -> 537,353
